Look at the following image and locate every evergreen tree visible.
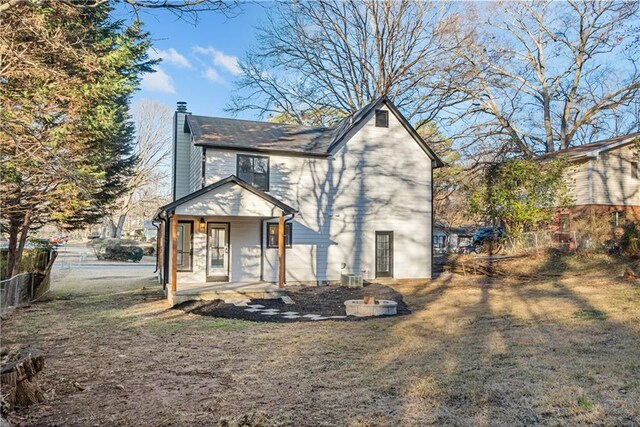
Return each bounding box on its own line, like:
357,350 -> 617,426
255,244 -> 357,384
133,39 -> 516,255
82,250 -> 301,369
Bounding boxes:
0,1 -> 155,276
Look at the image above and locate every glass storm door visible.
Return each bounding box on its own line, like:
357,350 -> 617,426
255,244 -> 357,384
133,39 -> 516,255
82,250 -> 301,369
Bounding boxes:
375,231 -> 394,278
207,223 -> 229,282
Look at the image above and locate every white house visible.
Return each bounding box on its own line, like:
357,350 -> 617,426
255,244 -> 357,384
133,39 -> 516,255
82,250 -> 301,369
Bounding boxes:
154,97 -> 443,303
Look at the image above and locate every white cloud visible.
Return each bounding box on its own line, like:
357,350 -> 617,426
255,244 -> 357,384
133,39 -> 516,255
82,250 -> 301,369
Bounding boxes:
193,46 -> 242,76
203,68 -> 225,84
149,47 -> 192,69
140,67 -> 175,94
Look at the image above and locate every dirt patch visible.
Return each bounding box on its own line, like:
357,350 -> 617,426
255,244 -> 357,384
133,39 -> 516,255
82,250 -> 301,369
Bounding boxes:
3,252 -> 640,425
175,282 -> 410,322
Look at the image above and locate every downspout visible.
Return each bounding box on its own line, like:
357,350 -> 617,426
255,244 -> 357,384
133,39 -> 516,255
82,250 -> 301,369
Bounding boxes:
151,219 -> 162,273
284,212 -> 295,285
259,219 -> 264,282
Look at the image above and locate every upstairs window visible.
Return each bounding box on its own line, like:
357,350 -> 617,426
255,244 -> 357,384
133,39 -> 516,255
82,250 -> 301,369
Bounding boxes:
267,223 -> 292,248
632,161 -> 638,179
375,109 -> 389,128
237,154 -> 269,191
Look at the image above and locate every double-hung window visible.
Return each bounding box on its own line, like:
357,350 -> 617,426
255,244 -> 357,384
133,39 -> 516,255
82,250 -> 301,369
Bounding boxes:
237,154 -> 269,191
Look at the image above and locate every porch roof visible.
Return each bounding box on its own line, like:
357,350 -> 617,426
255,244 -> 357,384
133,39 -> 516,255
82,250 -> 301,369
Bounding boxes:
155,175 -> 296,219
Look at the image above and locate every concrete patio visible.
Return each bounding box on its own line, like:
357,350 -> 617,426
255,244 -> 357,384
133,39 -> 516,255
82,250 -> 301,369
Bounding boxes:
168,281 -> 284,305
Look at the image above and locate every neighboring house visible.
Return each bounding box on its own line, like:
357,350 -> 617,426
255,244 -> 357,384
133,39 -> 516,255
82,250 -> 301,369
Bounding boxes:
433,226 -> 447,254
556,133 -> 640,231
154,97 -> 443,303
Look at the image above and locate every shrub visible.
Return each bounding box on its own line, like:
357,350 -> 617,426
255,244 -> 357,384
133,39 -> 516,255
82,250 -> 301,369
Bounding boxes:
142,246 -> 155,256
87,238 -> 143,262
620,222 -> 640,256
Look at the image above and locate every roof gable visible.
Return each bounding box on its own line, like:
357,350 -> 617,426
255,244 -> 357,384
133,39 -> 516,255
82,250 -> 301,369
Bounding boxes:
183,97 -> 444,166
155,176 -> 296,218
326,96 -> 444,167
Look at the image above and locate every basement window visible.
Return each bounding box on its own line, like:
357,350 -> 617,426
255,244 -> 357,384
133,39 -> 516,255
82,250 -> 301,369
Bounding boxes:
267,223 -> 292,248
375,110 -> 389,128
611,211 -> 625,227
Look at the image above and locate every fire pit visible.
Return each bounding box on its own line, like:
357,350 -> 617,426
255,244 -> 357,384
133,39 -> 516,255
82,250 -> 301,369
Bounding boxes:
344,297 -> 397,317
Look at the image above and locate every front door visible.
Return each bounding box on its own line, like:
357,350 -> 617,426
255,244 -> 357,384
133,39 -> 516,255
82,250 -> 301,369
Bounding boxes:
207,223 -> 229,282
375,231 -> 394,278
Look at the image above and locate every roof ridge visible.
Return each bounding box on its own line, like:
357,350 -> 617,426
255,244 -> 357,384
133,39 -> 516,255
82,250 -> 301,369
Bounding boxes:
188,114 -> 330,131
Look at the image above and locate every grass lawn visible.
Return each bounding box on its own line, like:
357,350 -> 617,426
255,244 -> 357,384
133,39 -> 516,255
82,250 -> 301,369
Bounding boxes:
2,254 -> 640,426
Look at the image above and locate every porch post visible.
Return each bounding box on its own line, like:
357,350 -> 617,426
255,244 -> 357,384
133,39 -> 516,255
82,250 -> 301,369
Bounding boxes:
171,214 -> 178,293
278,212 -> 286,288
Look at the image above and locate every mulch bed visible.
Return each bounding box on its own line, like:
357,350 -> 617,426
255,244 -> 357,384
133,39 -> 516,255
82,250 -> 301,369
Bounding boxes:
174,282 -> 410,322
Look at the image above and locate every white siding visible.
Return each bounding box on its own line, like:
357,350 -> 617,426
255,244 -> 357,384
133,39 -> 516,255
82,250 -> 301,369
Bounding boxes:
172,112 -> 191,201
175,216 -> 262,284
188,141 -> 202,193
175,181 -> 285,217
202,105 -> 434,282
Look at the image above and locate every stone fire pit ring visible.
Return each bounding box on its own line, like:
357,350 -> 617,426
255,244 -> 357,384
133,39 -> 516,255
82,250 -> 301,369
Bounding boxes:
344,299 -> 398,317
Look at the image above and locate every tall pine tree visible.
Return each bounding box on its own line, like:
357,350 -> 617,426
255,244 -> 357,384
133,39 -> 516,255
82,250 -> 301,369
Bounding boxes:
0,1 -> 155,277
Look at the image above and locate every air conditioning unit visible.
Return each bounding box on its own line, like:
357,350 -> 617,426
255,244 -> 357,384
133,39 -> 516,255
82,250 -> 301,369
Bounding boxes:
341,274 -> 363,288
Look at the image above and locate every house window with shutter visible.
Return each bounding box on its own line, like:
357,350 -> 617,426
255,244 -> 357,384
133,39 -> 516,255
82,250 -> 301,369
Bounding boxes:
237,154 -> 269,191
375,110 -> 389,128
632,162 -> 638,179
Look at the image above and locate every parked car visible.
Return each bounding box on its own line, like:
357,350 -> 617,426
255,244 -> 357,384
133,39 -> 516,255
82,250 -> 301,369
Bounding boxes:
457,244 -> 478,255
87,232 -> 101,240
472,226 -> 506,254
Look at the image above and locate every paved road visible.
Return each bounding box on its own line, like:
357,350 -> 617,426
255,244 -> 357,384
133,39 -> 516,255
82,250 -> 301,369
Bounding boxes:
51,242 -> 157,286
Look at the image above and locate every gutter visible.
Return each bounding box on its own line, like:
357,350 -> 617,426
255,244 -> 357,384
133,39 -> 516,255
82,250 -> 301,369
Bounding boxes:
151,219 -> 162,274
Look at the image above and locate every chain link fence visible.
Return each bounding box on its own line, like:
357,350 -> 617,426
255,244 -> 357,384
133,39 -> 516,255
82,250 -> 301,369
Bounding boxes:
0,251 -> 57,315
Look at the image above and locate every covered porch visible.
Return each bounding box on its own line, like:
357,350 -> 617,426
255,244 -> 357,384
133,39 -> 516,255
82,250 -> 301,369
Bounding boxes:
155,176 -> 296,305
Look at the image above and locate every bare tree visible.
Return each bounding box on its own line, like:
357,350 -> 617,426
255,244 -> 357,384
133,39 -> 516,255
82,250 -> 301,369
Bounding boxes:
106,100 -> 172,238
0,0 -> 240,19
450,0 -> 640,157
227,0 -> 468,125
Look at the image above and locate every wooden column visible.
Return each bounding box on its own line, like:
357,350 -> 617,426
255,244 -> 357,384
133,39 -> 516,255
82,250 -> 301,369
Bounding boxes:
171,214 -> 178,292
278,212 -> 286,288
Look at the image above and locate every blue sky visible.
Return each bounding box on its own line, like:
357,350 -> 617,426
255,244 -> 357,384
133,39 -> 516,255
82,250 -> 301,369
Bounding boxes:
116,3 -> 272,119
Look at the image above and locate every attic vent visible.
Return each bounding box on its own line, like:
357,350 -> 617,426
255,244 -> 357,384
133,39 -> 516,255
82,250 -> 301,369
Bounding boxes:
375,109 -> 389,128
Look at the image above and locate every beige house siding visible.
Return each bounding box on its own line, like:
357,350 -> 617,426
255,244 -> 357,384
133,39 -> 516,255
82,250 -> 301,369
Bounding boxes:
591,146 -> 639,206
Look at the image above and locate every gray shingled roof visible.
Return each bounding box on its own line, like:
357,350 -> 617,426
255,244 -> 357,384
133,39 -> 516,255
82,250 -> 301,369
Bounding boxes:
186,115 -> 336,155
543,132 -> 640,160
183,97 -> 443,166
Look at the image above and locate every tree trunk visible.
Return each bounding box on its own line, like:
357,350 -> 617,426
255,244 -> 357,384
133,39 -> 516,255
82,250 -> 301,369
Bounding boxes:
5,217 -> 20,279
5,212 -> 31,278
115,214 -> 127,239
13,212 -> 32,277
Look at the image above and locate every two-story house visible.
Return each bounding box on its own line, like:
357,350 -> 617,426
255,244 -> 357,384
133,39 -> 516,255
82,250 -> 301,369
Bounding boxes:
558,133 -> 640,233
154,97 -> 443,304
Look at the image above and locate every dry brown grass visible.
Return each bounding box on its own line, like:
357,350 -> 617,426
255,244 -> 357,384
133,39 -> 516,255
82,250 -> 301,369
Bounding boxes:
2,255 -> 640,426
